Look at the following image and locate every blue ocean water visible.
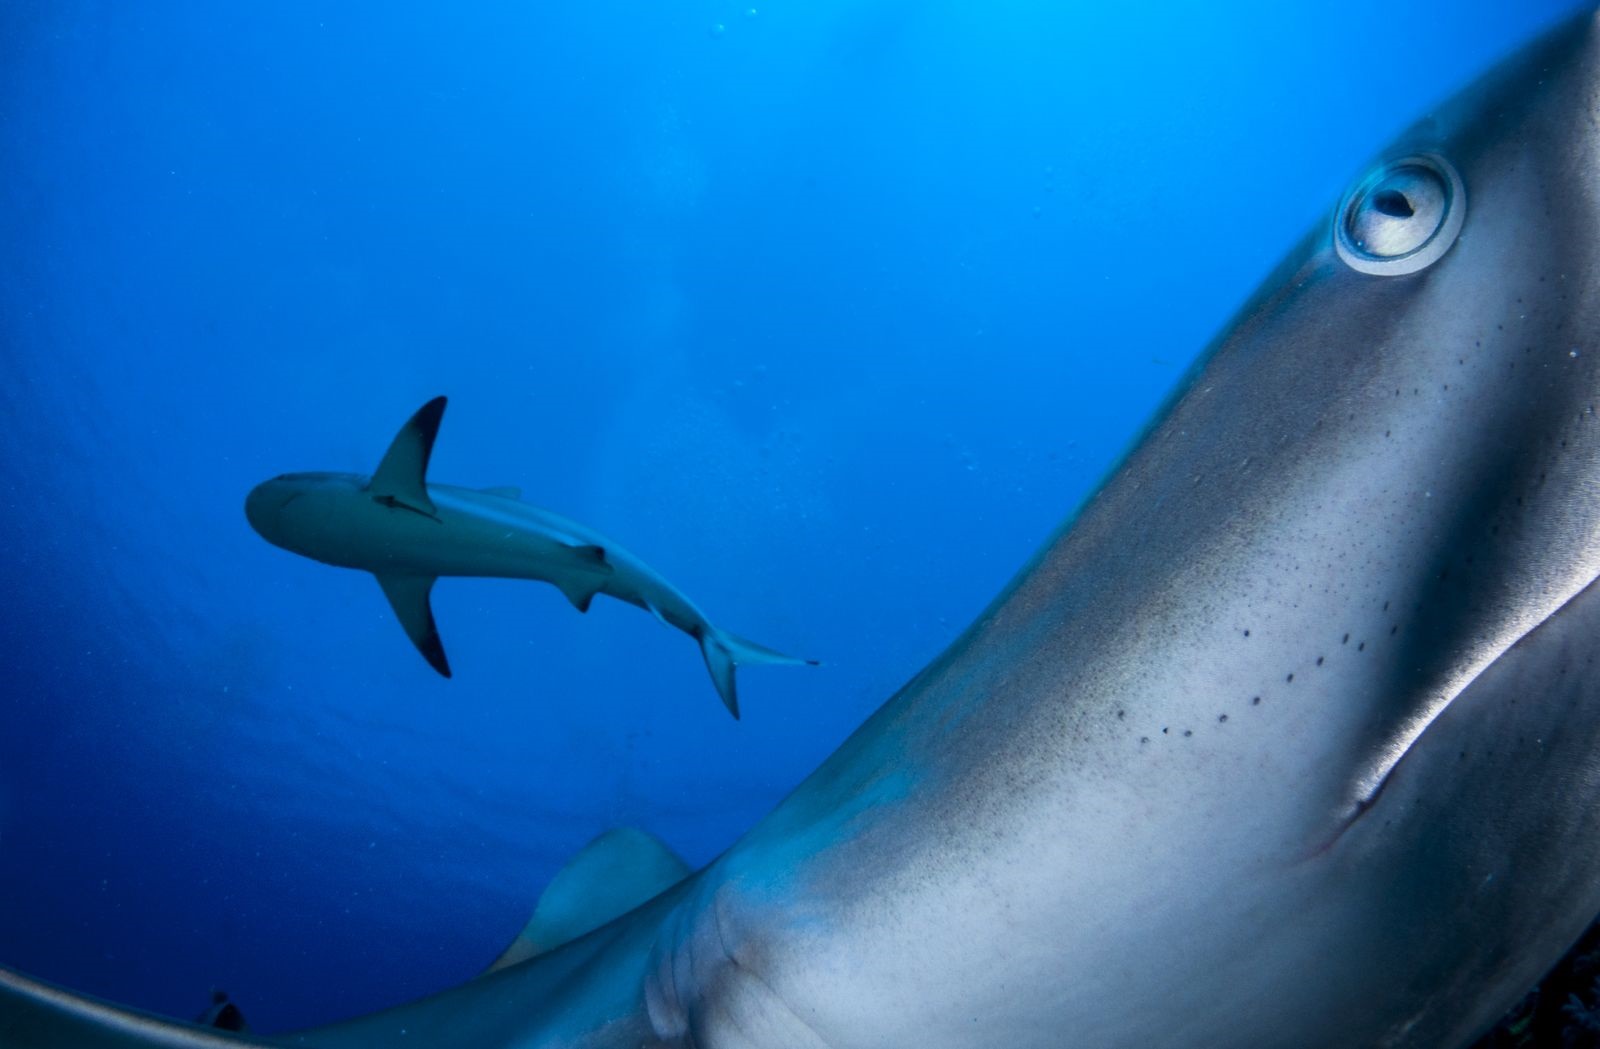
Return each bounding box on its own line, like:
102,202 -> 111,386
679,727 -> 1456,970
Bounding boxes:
0,0 -> 1583,1034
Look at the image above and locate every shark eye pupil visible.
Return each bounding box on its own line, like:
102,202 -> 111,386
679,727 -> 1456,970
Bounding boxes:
1347,168 -> 1444,256
1371,189 -> 1415,218
1334,154 -> 1465,276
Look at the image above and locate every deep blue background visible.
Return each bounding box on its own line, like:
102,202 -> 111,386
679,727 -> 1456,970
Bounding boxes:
0,0 -> 1583,1034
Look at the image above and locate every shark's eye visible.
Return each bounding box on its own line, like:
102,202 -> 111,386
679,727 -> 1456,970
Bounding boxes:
1334,154 -> 1464,276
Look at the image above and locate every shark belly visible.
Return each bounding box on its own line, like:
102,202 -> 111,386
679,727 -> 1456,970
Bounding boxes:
295,494 -> 593,585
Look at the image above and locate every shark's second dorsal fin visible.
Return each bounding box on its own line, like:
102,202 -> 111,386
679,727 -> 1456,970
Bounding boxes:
368,396 -> 446,517
375,573 -> 451,677
483,827 -> 690,974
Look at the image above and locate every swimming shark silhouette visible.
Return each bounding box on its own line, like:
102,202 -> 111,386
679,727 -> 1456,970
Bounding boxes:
241,396 -> 814,718
7,9 -> 1600,1049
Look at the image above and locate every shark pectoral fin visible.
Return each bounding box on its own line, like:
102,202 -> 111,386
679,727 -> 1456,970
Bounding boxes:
375,573 -> 451,677
479,485 -> 522,500
483,827 -> 690,975
367,396 -> 445,517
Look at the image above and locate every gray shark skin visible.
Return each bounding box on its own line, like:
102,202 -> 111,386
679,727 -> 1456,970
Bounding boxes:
8,9 -> 1600,1049
242,396 -> 813,717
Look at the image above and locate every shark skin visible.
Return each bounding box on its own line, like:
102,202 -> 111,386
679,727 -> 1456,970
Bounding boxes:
242,397 -> 814,717
8,9 -> 1600,1049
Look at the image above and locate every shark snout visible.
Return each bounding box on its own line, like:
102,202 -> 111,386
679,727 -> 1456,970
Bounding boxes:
244,479 -> 299,542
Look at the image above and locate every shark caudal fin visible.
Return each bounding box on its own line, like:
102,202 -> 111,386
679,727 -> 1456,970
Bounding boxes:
698,628 -> 818,720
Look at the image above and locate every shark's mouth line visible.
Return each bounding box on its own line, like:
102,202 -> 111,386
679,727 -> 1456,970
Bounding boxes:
1306,564 -> 1600,862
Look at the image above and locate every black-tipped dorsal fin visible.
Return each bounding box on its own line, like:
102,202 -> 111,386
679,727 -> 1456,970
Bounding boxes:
369,397 -> 446,517
483,828 -> 690,974
375,573 -> 451,677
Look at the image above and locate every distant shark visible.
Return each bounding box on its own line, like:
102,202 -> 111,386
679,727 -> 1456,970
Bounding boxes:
241,396 -> 815,718
8,9 -> 1600,1049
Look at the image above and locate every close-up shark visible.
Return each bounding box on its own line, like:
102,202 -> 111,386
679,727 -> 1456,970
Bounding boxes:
242,396 -> 815,718
6,7 -> 1600,1049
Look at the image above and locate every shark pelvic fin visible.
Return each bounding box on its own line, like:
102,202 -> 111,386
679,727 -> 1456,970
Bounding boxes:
555,576 -> 603,613
551,545 -> 612,612
699,628 -> 819,720
550,543 -> 611,610
483,827 -> 690,974
479,485 -> 522,500
367,396 -> 446,517
376,573 -> 451,677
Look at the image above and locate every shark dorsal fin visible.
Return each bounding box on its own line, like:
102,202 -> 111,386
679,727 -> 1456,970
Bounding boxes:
369,397 -> 446,517
483,828 -> 690,974
375,573 -> 451,677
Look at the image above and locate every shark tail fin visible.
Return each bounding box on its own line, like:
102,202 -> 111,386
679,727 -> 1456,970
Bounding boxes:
698,627 -> 819,720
